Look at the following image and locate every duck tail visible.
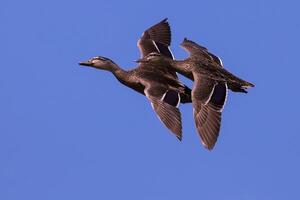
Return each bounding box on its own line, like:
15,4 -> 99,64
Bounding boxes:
228,84 -> 248,93
238,79 -> 255,90
228,79 -> 254,93
222,69 -> 254,91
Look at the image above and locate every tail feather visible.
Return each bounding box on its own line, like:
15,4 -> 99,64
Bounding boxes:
228,79 -> 254,93
228,84 -> 248,93
221,69 -> 254,92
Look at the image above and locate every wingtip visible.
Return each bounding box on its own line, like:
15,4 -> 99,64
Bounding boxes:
206,145 -> 214,151
244,81 -> 255,88
176,135 -> 182,142
181,37 -> 190,46
201,140 -> 215,151
204,144 -> 214,151
162,18 -> 170,29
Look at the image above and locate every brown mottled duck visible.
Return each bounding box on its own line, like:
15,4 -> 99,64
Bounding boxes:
137,38 -> 254,149
79,19 -> 191,140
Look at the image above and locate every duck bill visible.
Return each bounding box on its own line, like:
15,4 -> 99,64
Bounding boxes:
79,61 -> 92,66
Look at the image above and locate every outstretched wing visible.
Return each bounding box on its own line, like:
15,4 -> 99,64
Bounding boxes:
192,76 -> 227,150
180,38 -> 223,66
181,38 -> 228,149
137,18 -> 174,59
144,83 -> 182,140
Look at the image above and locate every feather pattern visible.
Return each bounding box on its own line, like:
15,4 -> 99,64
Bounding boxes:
137,18 -> 173,58
80,19 -> 192,142
145,85 -> 182,140
192,76 -> 223,149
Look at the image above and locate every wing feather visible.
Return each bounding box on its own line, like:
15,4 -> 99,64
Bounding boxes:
137,18 -> 173,58
180,38 -> 223,67
192,76 -> 227,150
144,84 -> 183,140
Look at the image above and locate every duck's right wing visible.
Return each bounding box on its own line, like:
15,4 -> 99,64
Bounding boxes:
192,76 -> 227,150
137,18 -> 174,59
143,83 -> 182,140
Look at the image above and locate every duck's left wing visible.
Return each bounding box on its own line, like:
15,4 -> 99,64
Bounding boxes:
137,18 -> 174,59
144,83 -> 182,140
181,38 -> 223,66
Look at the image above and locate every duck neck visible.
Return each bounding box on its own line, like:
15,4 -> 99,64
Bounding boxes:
109,63 -> 130,84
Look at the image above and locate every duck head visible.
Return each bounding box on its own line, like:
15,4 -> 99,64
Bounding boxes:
79,56 -> 118,71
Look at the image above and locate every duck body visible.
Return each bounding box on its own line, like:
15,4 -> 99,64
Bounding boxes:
170,56 -> 254,94
110,63 -> 191,103
177,38 -> 254,93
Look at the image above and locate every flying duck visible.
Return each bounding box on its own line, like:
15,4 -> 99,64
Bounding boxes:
137,38 -> 254,149
79,19 -> 191,140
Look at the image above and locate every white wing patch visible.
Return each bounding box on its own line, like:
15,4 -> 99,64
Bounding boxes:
160,92 -> 167,101
168,46 -> 175,59
150,102 -> 155,109
176,93 -> 181,108
152,41 -> 160,53
218,56 -> 223,67
204,83 -> 216,105
219,83 -> 228,112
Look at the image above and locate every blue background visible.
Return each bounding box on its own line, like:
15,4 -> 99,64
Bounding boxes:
1,0 -> 299,199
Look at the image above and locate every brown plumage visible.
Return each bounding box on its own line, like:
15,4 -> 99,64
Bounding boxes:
137,18 -> 173,59
137,38 -> 254,150
79,19 -> 192,140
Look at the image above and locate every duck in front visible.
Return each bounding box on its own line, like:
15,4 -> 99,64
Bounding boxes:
79,19 -> 191,140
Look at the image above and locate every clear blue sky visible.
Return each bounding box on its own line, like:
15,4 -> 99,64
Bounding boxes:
1,0 -> 299,199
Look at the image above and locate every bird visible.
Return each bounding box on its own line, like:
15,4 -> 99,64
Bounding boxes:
136,38 -> 254,150
79,19 -> 191,140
